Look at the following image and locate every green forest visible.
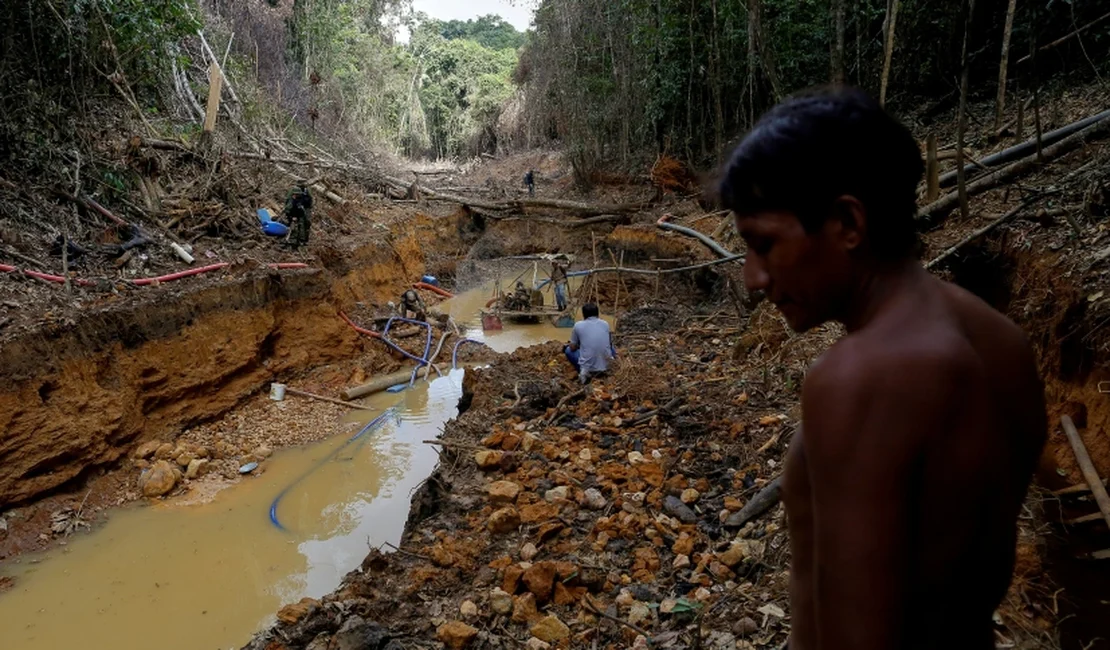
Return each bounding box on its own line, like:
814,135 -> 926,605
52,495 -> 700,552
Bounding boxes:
1,0 -> 1108,170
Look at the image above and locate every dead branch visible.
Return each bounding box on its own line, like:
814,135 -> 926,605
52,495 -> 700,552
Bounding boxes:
924,195 -> 1044,269
724,476 -> 783,528
1016,10 -> 1110,65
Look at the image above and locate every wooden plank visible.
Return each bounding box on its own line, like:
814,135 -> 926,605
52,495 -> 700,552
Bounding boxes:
1060,415 -> 1110,531
203,62 -> 223,133
925,134 -> 940,201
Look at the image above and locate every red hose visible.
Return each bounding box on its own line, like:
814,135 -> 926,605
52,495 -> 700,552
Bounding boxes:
339,311 -> 382,338
1,261 -> 309,287
413,282 -> 453,298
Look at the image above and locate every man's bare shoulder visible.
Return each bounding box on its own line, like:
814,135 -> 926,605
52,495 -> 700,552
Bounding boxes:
802,321 -> 984,453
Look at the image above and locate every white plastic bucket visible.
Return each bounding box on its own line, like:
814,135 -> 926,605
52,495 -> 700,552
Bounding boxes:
269,383 -> 286,401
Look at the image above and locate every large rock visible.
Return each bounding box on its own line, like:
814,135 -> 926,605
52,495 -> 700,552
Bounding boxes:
277,597 -> 319,625
185,458 -> 208,480
488,481 -> 522,505
436,621 -> 478,649
511,593 -> 540,623
333,616 -> 397,650
663,495 -> 697,524
475,450 -> 505,471
530,615 -> 570,643
490,588 -> 513,615
522,561 -> 557,603
153,442 -> 175,461
139,460 -> 177,497
488,507 -> 521,534
581,488 -> 607,510
133,440 -> 162,460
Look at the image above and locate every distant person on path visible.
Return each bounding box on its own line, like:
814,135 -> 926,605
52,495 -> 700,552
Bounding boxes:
282,184 -> 313,248
524,169 -> 535,196
551,257 -> 570,311
564,303 -> 615,384
718,87 -> 1046,650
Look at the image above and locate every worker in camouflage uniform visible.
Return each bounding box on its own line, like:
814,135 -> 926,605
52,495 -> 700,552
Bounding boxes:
283,184 -> 313,248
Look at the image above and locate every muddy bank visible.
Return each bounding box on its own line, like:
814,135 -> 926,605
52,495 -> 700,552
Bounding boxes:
0,229 -> 433,509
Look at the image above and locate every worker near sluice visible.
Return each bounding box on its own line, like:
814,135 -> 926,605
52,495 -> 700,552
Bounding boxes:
564,302 -> 615,384
718,87 -> 1046,650
399,289 -> 426,322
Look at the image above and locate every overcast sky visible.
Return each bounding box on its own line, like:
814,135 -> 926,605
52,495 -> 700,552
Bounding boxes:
410,0 -> 535,31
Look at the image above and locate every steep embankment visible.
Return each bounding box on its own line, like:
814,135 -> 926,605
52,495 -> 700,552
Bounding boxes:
0,224 -> 432,508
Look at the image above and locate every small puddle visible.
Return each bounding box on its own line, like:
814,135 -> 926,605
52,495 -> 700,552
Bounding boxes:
0,283 -> 583,650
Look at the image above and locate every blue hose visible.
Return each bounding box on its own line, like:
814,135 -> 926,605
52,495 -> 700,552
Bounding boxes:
452,338 -> 488,369
381,317 -> 433,368
268,407 -> 399,531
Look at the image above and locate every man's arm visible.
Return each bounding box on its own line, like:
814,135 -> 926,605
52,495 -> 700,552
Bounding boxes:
569,324 -> 581,352
803,345 -> 974,649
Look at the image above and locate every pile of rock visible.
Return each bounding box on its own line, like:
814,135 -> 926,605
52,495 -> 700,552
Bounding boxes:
131,438 -> 273,497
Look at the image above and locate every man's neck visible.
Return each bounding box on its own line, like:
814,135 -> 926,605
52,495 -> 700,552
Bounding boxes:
840,258 -> 923,333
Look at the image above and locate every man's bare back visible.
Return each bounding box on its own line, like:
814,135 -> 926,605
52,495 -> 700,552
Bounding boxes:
718,88 -> 1047,650
783,268 -> 1045,649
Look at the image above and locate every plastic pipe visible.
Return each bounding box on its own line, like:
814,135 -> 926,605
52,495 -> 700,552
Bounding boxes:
1,261 -> 307,287
383,317 -> 433,368
413,282 -> 454,298
939,108 -> 1110,188
452,338 -> 488,369
268,407 -> 399,531
656,214 -> 734,259
339,311 -> 382,338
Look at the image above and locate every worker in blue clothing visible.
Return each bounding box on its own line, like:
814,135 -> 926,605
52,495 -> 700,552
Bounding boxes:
563,303 -> 616,384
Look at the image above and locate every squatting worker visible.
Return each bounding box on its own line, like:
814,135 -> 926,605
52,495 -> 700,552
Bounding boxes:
564,303 -> 614,384
717,87 -> 1046,650
399,289 -> 426,322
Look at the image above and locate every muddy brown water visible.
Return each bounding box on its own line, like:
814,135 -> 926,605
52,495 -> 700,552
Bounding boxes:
0,285 -> 592,650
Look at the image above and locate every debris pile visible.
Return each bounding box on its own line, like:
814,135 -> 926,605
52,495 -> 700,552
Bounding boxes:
246,313 -> 825,650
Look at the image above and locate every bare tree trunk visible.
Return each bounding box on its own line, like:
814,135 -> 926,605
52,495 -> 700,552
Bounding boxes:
994,0 -> 1018,130
956,0 -> 975,221
831,0 -> 847,84
926,134 -> 940,201
711,0 -> 725,155
879,0 -> 901,107
1031,42 -> 1043,161
748,0 -> 759,124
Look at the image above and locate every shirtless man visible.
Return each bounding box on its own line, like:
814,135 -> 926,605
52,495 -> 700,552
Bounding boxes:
718,88 -> 1046,650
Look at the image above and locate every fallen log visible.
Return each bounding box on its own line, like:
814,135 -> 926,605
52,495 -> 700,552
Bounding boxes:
380,175 -> 644,216
1060,415 -> 1110,532
485,214 -> 627,228
342,367 -> 419,401
918,115 -> 1110,222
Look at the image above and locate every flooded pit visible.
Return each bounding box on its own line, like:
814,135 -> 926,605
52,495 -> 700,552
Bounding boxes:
0,283 -> 592,650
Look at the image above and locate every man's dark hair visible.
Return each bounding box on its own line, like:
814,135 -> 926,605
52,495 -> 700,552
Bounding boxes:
582,303 -> 599,319
718,87 -> 923,259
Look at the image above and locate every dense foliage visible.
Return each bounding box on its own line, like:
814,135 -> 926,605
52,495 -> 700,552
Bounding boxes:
0,0 -> 198,168
514,0 -> 1110,170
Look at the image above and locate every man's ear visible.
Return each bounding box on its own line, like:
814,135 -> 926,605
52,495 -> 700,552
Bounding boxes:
830,195 -> 866,252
